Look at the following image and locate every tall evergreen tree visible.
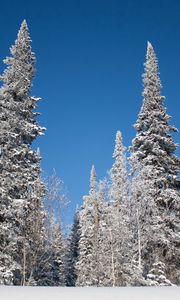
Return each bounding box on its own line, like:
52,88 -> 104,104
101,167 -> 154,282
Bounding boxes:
76,165 -> 101,286
108,131 -> 133,286
66,208 -> 80,286
130,42 -> 180,284
43,223 -> 65,286
0,20 -> 45,285
95,180 -> 117,286
109,131 -> 128,206
130,163 -> 167,284
92,180 -> 114,287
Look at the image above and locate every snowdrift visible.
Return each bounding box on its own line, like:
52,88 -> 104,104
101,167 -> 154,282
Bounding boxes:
0,286 -> 179,300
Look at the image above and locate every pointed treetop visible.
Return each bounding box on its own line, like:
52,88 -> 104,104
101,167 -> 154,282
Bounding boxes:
90,165 -> 96,193
141,41 -> 162,106
147,41 -> 153,50
115,130 -> 122,144
145,41 -> 158,69
110,130 -> 128,204
22,19 -> 28,26
133,41 -> 163,134
113,130 -> 123,158
131,41 -> 178,172
17,20 -> 30,41
116,130 -> 122,139
146,41 -> 157,64
1,19 -> 35,94
14,19 -> 32,50
19,19 -> 28,32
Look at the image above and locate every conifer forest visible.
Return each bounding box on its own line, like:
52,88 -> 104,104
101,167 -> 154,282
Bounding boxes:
0,20 -> 180,287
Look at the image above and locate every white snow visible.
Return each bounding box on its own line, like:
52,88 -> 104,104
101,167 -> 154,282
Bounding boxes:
0,286 -> 179,300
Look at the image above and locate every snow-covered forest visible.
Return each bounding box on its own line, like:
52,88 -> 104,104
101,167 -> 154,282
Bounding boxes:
0,20 -> 179,287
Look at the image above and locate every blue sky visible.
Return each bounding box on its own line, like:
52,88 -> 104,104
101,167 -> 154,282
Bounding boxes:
0,0 -> 180,224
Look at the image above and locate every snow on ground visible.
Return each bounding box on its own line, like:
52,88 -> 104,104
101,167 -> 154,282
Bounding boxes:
0,286 -> 180,300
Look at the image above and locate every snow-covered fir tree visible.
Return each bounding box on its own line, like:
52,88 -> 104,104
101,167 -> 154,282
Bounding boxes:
47,223 -> 66,286
94,180 -> 117,286
0,20 -> 45,285
147,261 -> 175,286
66,208 -> 80,286
130,41 -> 180,284
109,131 -> 128,206
76,165 -> 102,286
1,21 -> 180,287
36,219 -> 66,286
130,163 -> 167,285
107,131 -> 134,286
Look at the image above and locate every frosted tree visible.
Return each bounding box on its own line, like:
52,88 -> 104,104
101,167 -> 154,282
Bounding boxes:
45,223 -> 66,286
147,261 -> 175,286
95,180 -> 117,286
66,208 -> 80,286
109,131 -> 128,206
36,220 -> 66,286
130,163 -> 167,285
76,165 -> 102,286
75,133 -> 135,287
43,171 -> 69,232
107,131 -> 133,286
130,42 -> 180,284
53,224 -> 66,285
0,20 -> 45,285
39,172 -> 68,286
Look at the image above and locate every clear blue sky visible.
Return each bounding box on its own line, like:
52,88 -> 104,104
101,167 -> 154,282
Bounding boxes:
0,0 -> 180,224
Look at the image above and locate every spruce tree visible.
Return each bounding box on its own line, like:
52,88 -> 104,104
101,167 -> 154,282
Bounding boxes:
49,223 -> 66,286
76,165 -> 101,286
37,222 -> 66,286
108,131 -> 133,286
95,180 -> 116,286
130,163 -> 165,284
0,20 -> 45,285
66,208 -> 80,286
109,131 -> 128,206
130,42 -> 180,284
147,261 -> 175,286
